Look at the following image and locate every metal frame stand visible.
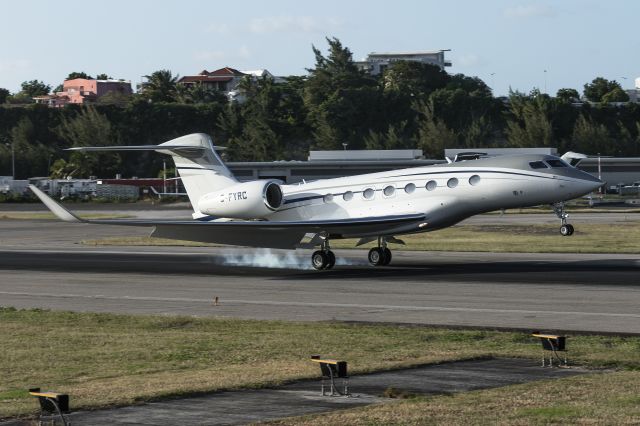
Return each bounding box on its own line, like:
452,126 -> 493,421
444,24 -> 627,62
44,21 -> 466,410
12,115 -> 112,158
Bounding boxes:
320,366 -> 350,397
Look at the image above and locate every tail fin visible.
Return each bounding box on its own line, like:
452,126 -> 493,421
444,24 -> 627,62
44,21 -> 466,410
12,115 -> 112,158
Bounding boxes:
67,133 -> 237,215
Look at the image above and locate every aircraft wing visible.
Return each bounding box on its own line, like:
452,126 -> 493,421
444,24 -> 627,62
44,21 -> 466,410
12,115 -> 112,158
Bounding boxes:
29,185 -> 427,249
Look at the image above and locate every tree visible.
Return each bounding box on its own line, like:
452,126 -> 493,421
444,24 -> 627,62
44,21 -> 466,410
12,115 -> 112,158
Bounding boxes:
583,77 -> 623,102
364,121 -> 410,150
462,115 -> 493,148
383,61 -> 450,98
571,114 -> 612,155
505,91 -> 554,147
601,87 -> 630,103
0,88 -> 9,104
141,70 -> 178,102
176,82 -> 226,104
66,71 -> 93,80
20,80 -> 50,97
556,88 -> 580,103
9,117 -> 51,178
56,106 -> 121,177
96,90 -> 132,107
96,73 -> 111,80
413,100 -> 458,157
303,37 -> 379,149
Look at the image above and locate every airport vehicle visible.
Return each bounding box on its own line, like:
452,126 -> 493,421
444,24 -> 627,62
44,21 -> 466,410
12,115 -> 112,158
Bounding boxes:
30,133 -> 603,270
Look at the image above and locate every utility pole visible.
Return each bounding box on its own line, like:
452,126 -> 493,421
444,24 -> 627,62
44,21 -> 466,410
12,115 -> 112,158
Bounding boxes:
11,143 -> 15,179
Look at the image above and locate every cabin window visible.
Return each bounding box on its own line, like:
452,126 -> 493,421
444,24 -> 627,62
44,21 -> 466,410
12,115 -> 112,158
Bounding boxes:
383,185 -> 395,196
447,178 -> 459,188
426,180 -> 437,191
363,188 -> 375,199
529,161 -> 549,169
404,183 -> 416,193
545,159 -> 568,168
323,194 -> 334,203
343,191 -> 353,201
469,175 -> 481,186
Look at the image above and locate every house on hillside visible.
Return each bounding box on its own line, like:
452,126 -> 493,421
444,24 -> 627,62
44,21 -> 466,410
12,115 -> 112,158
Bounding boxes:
177,67 -> 282,102
33,78 -> 132,107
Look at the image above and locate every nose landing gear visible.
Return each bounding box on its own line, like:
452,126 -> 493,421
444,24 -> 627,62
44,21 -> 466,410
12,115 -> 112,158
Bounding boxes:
368,237 -> 392,266
553,203 -> 574,236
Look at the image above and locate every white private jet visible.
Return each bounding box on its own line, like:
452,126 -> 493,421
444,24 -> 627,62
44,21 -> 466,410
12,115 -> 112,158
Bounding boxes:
30,133 -> 602,270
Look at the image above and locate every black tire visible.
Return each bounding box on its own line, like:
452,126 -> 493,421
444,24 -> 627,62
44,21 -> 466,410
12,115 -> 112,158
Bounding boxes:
326,251 -> 336,269
368,247 -> 385,266
566,224 -> 574,236
382,248 -> 392,265
311,250 -> 328,270
560,224 -> 572,236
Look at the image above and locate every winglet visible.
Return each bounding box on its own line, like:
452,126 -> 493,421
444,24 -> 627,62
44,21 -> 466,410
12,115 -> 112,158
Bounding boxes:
28,185 -> 84,223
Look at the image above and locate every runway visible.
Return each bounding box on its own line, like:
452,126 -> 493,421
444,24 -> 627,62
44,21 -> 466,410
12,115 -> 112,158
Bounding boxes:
1,218 -> 639,334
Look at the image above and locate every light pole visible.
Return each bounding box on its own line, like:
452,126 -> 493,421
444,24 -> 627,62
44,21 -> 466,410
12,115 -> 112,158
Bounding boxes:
543,69 -> 548,94
597,153 -> 602,196
163,160 -> 167,194
490,73 -> 496,93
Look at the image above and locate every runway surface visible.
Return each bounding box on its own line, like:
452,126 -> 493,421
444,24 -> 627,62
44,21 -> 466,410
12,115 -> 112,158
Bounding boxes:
1,219 -> 639,334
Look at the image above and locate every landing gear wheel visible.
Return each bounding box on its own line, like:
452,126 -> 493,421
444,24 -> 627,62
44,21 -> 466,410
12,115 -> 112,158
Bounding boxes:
560,224 -> 574,236
382,248 -> 392,265
311,250 -> 329,270
326,250 -> 336,269
368,247 -> 386,266
311,250 -> 335,270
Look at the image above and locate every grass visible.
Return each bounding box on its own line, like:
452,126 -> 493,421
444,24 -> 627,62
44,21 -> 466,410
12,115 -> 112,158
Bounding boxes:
269,371 -> 640,425
82,221 -> 640,254
1,308 -> 640,419
0,212 -> 131,220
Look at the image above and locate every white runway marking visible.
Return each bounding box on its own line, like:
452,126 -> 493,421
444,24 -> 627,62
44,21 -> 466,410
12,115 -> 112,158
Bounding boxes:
2,290 -> 639,319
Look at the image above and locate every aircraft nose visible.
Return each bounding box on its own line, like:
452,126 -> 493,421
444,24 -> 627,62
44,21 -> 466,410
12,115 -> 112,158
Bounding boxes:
580,172 -> 603,192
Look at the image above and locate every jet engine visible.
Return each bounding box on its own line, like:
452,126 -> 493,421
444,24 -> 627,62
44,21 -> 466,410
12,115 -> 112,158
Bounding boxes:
197,180 -> 283,219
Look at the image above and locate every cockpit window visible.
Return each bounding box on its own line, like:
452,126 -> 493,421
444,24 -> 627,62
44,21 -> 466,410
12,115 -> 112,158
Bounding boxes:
529,161 -> 548,169
545,159 -> 568,168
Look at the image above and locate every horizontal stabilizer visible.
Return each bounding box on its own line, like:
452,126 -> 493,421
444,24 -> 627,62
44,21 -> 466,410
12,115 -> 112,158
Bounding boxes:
66,145 -> 226,153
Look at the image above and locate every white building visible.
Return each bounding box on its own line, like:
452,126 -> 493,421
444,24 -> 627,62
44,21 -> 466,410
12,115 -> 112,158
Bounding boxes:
356,50 -> 452,75
625,77 -> 640,102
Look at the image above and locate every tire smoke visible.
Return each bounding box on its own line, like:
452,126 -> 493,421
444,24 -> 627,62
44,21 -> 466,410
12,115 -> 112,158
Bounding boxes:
216,248 -> 367,269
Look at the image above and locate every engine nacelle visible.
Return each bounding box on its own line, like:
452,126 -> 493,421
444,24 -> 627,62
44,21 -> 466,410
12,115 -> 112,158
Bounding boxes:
197,180 -> 283,219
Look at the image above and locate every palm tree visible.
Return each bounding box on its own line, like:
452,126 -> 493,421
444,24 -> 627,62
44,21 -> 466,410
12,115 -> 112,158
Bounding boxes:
141,70 -> 178,102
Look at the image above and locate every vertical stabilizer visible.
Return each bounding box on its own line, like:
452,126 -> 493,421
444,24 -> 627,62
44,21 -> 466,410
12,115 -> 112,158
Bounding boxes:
158,133 -> 237,214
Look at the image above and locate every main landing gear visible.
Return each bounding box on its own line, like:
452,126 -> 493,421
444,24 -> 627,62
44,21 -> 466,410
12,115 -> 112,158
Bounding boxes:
552,202 -> 574,236
311,238 -> 335,270
368,237 -> 392,266
310,236 -> 394,270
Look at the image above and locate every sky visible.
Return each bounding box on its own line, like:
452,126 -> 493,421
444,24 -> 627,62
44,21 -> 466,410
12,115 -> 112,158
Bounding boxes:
0,0 -> 638,97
